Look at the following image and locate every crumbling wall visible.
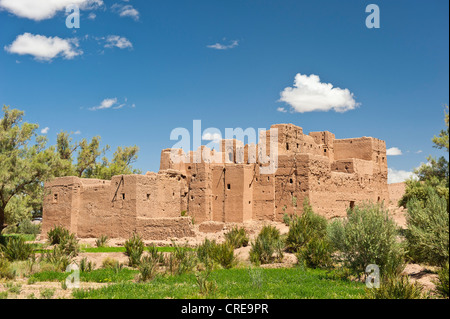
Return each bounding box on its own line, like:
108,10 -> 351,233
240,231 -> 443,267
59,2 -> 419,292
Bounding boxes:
43,123 -> 391,239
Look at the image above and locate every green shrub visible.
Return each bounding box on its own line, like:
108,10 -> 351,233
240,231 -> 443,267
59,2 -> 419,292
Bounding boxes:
365,275 -> 426,299
95,235 -> 109,248
224,226 -> 249,249
40,288 -> 55,299
124,233 -> 145,268
165,243 -> 197,275
79,257 -> 95,272
147,245 -> 164,264
59,233 -> 79,257
434,262 -> 449,298
17,219 -> 41,236
101,257 -> 121,269
195,268 -> 218,296
328,203 -> 405,278
0,258 -> 15,279
138,256 -> 158,282
42,245 -> 74,272
286,201 -> 328,253
213,242 -> 236,269
282,213 -> 292,226
197,239 -> 236,269
405,189 -> 449,266
197,238 -> 218,266
0,291 -> 7,299
249,226 -> 283,265
0,236 -> 34,261
47,226 -> 70,245
297,237 -> 333,269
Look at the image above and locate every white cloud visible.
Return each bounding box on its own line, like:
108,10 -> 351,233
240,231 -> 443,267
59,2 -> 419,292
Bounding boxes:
388,168 -> 416,184
386,147 -> 403,156
89,98 -> 118,111
89,97 -> 134,111
74,130 -> 82,135
415,150 -> 423,154
4,33 -> 82,61
202,132 -> 222,142
104,35 -> 132,49
112,3 -> 139,21
277,107 -> 287,113
40,127 -> 50,134
87,12 -> 96,20
207,40 -> 239,50
0,0 -> 103,21
279,73 -> 360,113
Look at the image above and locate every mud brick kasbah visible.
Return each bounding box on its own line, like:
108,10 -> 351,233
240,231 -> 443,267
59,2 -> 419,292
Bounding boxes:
42,123 -> 397,240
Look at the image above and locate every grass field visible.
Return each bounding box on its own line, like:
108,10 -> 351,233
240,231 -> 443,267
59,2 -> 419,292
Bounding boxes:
72,267 -> 366,299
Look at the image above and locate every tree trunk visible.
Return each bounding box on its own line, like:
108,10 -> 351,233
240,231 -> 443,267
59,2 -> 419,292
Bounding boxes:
0,206 -> 5,231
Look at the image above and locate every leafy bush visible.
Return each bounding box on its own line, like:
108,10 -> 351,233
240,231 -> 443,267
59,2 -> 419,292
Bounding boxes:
405,189 -> 449,266
95,235 -> 109,248
195,268 -> 218,296
0,258 -> 15,279
197,238 -> 217,266
328,203 -> 405,278
213,242 -> 236,269
250,226 -> 284,265
40,288 -> 55,299
286,201 -> 328,253
282,213 -> 292,226
297,237 -> 333,269
124,233 -> 144,267
197,239 -> 236,269
42,245 -> 74,272
0,236 -> 34,261
101,257 -> 121,269
434,262 -> 449,298
47,226 -> 70,245
365,275 -> 426,299
17,219 -> 41,236
79,257 -> 95,272
224,226 -> 249,249
147,245 -> 165,264
138,256 -> 158,282
165,243 -> 197,275
59,233 -> 79,257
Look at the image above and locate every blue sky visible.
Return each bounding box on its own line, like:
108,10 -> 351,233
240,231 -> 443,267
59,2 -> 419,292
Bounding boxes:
0,0 -> 448,183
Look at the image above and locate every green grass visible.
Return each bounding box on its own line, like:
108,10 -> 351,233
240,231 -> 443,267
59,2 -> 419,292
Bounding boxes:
34,246 -> 193,254
0,234 -> 36,245
73,267 -> 365,299
29,268 -> 138,284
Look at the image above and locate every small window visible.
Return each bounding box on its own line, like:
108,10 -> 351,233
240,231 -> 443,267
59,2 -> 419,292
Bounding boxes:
146,194 -> 150,200
286,143 -> 289,150
53,193 -> 58,202
350,201 -> 355,210
324,149 -> 327,153
227,184 -> 231,190
267,176 -> 270,181
289,178 -> 293,184
377,196 -> 381,202
122,193 -> 125,200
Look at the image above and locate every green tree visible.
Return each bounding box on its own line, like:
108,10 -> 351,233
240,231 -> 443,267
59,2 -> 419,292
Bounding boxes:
55,131 -> 141,180
400,106 -> 449,207
432,105 -> 449,152
0,106 -> 60,229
